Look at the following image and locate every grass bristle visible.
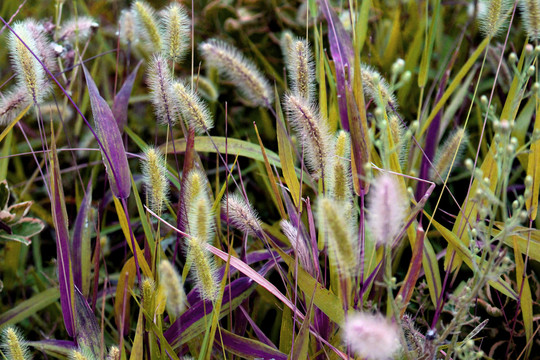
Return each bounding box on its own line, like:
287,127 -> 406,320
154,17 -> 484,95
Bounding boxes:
8,21 -> 49,104
173,81 -> 213,134
58,16 -> 98,43
159,259 -> 187,319
284,93 -> 333,180
519,0 -> 540,40
222,193 -> 262,236
119,9 -> 136,46
0,87 -> 30,125
2,327 -> 29,360
431,127 -> 469,183
141,147 -> 169,214
161,3 -> 190,62
286,37 -> 315,102
187,236 -> 219,301
132,0 -> 162,53
478,0 -> 513,38
147,54 -> 178,125
199,38 -> 272,106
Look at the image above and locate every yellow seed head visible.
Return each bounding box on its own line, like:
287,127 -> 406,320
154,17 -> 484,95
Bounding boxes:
431,128 -> 468,183
520,0 -> 540,40
161,3 -> 190,62
478,0 -> 512,38
332,131 -> 352,202
9,22 -> 49,104
70,348 -> 96,360
286,38 -> 314,102
173,81 -> 213,134
106,346 -> 120,360
188,193 -> 214,244
141,277 -> 155,319
318,197 -> 356,276
188,236 -> 218,301
141,147 -> 169,214
159,259 -> 187,319
2,327 -> 29,360
133,1 -> 162,53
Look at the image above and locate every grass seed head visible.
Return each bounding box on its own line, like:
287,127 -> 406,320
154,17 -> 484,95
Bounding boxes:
0,87 -> 30,126
284,93 -> 333,181
159,259 -> 187,319
141,147 -> 169,214
222,193 -> 263,237
478,0 -> 513,38
58,16 -> 98,43
132,0 -> 163,53
24,19 -> 57,74
318,197 -> 356,276
2,327 -> 29,360
9,22 -> 49,105
147,54 -> 178,125
431,127 -> 469,184
331,131 -> 352,202
188,192 -> 214,244
173,81 -> 213,134
367,173 -> 407,246
343,312 -> 401,360
199,39 -> 272,106
188,236 -> 218,301
106,346 -> 120,360
286,37 -> 315,102
280,220 -> 314,275
70,348 -> 96,360
361,65 -> 397,110
519,0 -> 540,40
119,9 -> 136,46
161,3 -> 190,62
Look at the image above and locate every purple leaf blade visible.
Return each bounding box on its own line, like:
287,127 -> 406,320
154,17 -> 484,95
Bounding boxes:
72,180 -> 92,295
217,329 -> 287,360
83,65 -> 131,199
164,277 -> 257,348
112,61 -> 142,132
74,287 -> 103,358
49,137 -> 75,337
319,0 -> 355,131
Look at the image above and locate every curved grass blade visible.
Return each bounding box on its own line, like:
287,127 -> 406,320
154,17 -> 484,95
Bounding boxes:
112,61 -> 142,132
0,287 -> 59,327
83,65 -> 131,199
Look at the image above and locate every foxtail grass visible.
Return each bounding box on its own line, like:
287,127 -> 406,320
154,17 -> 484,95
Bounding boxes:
1,327 -> 29,360
187,236 -> 218,301
173,81 -> 213,134
132,0 -> 162,53
199,39 -> 272,106
161,3 -> 190,62
141,147 -> 169,215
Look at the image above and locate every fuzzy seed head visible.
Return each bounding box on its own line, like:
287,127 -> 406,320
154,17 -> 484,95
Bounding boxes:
119,9 -> 136,46
332,131 -> 352,202
343,312 -> 401,360
367,173 -> 407,246
133,1 -> 163,52
286,38 -> 315,102
141,277 -> 155,318
478,0 -> 513,38
280,31 -> 294,64
188,193 -> 215,244
318,197 -> 356,276
9,22 -> 49,104
161,3 -> 190,61
187,236 -> 219,301
520,0 -> 540,40
147,54 -> 178,125
24,19 -> 57,74
222,193 -> 262,236
173,81 -> 213,134
280,220 -> 314,275
159,259 -> 187,319
284,93 -> 333,180
70,348 -> 95,360
431,128 -> 468,184
58,16 -> 98,43
361,65 -> 396,110
106,346 -> 120,360
184,169 -> 208,205
199,39 -> 272,106
2,327 -> 29,360
0,88 -> 31,126
141,147 -> 169,214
